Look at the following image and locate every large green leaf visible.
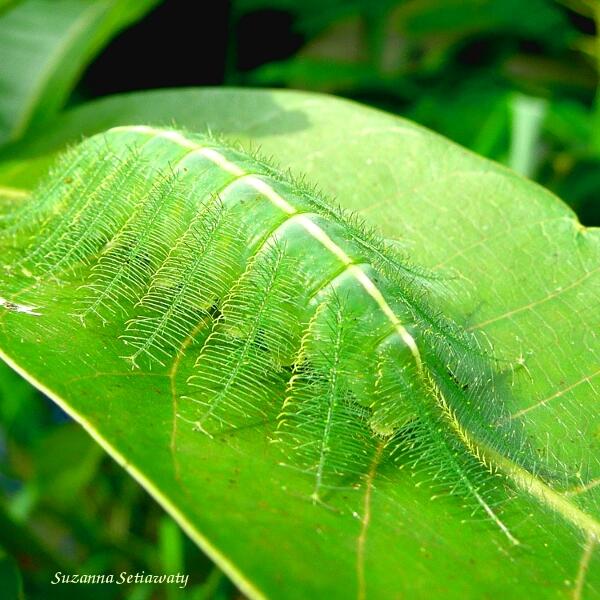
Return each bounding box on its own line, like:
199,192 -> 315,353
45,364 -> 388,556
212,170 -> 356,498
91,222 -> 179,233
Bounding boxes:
0,0 -> 159,146
0,89 -> 598,598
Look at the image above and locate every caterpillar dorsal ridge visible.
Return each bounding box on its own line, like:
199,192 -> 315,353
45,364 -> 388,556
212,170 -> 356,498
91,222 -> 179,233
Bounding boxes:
1,125 -> 540,543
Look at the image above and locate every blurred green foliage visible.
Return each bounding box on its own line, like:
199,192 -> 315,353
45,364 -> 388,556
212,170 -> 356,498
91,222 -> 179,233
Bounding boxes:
0,0 -> 598,598
228,0 -> 600,225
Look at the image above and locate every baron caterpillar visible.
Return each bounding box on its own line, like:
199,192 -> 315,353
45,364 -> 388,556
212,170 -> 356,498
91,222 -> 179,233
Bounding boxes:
0,125 -> 540,544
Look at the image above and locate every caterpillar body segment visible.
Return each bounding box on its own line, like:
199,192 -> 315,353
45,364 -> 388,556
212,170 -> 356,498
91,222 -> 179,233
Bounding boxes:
0,126 -> 532,540
276,295 -> 379,502
183,243 -> 307,434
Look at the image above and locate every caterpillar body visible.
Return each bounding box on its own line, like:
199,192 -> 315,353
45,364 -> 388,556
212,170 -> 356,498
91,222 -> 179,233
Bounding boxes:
0,126 -> 534,542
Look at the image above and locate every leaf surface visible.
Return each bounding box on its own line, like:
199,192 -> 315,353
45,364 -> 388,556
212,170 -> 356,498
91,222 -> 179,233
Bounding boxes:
0,89 -> 598,599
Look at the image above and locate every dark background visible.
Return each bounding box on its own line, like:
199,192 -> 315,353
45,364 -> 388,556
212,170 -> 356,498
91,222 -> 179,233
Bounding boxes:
1,1 -> 599,599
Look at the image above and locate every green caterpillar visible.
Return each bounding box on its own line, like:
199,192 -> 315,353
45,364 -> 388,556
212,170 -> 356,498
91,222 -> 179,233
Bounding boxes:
0,125 -> 536,543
